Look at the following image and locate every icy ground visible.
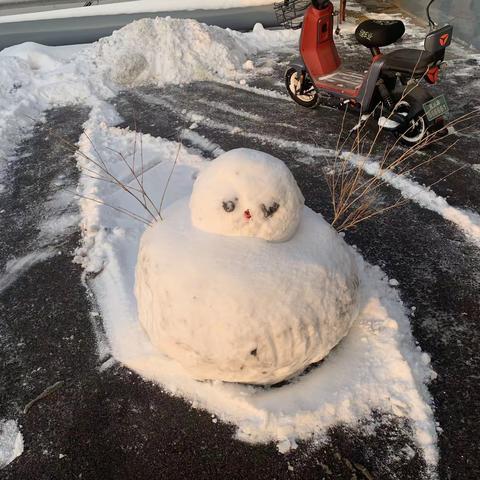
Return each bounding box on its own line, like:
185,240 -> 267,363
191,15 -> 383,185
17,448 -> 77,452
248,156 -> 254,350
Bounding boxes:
1,0 -> 480,479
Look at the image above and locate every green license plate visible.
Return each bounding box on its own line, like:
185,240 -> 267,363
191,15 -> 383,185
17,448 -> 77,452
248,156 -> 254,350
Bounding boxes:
423,94 -> 449,122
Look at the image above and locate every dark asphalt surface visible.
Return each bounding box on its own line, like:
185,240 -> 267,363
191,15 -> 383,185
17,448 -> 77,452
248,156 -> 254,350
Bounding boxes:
1,2 -> 480,479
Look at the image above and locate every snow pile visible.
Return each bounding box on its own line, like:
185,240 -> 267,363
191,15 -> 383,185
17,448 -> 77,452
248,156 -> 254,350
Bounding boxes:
136,149 -> 360,384
0,420 -> 23,468
92,17 -> 251,87
190,149 -> 304,241
241,22 -> 301,51
0,16 -> 299,160
0,56 -> 32,95
75,120 -> 437,464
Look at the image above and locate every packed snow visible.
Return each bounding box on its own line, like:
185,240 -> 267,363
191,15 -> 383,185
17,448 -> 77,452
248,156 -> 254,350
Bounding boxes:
190,149 -> 305,241
0,420 -> 23,469
136,149 -> 360,384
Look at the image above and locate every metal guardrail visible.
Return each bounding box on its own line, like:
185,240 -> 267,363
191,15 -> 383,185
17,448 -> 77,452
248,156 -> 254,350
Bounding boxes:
0,4 -> 278,50
273,0 -> 309,29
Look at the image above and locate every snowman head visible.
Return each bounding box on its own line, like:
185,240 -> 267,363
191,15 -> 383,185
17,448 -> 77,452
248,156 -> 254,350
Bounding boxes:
190,148 -> 304,242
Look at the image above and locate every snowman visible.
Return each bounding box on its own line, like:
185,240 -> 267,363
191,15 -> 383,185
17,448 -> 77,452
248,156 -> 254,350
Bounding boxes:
135,148 -> 361,385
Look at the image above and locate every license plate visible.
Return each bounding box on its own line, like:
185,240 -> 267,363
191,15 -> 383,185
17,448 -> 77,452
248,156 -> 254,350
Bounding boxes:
423,94 -> 449,122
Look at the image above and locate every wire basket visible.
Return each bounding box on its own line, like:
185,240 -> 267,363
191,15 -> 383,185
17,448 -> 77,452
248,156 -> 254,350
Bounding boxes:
273,0 -> 310,29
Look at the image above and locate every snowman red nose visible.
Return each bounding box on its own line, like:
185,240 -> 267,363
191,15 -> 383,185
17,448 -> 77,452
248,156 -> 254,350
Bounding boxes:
243,209 -> 252,220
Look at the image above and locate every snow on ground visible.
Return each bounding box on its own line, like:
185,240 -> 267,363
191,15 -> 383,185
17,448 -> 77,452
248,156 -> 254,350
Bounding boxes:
91,18 -> 258,87
0,0 -> 274,24
1,7 -> 477,472
71,113 -> 438,466
0,249 -> 56,295
0,420 -> 23,469
0,18 -> 296,177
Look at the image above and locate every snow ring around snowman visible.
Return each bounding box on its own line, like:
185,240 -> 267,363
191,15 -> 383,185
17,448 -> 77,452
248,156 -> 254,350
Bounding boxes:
135,200 -> 361,385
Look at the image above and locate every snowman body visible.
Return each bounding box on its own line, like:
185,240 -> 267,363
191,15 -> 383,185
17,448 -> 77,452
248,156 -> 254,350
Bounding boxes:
135,149 -> 360,385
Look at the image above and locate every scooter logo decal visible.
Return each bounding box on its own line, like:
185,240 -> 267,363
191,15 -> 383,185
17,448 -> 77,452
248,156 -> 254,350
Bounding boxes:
439,34 -> 449,46
358,29 -> 374,41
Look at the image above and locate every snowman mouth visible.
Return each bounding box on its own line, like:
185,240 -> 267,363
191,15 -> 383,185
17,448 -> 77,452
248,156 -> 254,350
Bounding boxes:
243,209 -> 252,220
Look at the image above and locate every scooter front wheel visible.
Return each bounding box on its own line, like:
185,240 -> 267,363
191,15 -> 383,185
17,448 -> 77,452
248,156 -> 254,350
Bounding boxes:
285,68 -> 320,109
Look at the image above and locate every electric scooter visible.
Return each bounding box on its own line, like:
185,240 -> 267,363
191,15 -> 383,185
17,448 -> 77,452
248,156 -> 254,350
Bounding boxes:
280,0 -> 453,145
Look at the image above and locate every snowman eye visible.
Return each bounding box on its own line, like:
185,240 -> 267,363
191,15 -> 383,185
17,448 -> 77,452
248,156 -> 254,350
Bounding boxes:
223,200 -> 236,213
261,202 -> 279,218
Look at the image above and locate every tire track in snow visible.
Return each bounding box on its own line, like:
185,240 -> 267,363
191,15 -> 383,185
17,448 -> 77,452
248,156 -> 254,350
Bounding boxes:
354,157 -> 480,247
0,249 -> 56,295
136,90 -> 480,247
136,91 -> 334,161
178,129 -> 225,158
217,79 -> 289,101
186,81 -> 480,217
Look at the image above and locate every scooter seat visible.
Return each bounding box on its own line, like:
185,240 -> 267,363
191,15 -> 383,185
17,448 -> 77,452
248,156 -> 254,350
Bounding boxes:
382,48 -> 442,75
355,19 -> 405,48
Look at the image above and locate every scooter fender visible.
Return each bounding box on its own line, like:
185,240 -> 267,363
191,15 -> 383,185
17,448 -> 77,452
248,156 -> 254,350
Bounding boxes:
288,58 -> 307,76
402,85 -> 434,123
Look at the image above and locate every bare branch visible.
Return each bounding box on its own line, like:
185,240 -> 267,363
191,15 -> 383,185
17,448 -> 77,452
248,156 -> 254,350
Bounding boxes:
158,143 -> 181,220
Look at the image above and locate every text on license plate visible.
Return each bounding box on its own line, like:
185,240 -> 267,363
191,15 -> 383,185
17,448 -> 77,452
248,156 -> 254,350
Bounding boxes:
423,95 -> 449,122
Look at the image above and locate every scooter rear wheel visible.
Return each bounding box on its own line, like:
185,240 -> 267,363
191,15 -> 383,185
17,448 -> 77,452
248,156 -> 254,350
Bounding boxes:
285,68 -> 319,109
394,101 -> 428,146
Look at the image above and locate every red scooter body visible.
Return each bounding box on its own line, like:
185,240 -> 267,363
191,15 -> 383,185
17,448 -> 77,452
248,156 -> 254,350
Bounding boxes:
299,1 -> 378,102
284,0 -> 453,145
300,3 -> 340,79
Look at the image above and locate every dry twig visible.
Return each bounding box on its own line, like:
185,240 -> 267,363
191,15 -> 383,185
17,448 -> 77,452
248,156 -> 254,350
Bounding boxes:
28,112 -> 185,227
